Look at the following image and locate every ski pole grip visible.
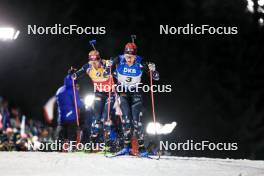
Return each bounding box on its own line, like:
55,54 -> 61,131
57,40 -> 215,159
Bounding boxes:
131,35 -> 136,43
89,39 -> 96,46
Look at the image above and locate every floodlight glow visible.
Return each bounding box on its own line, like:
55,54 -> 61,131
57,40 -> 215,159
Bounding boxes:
247,0 -> 264,13
259,18 -> 264,26
84,94 -> 95,108
247,0 -> 254,12
0,27 -> 20,40
146,122 -> 162,135
259,0 -> 264,6
146,121 -> 177,135
160,122 -> 177,134
13,30 -> 20,39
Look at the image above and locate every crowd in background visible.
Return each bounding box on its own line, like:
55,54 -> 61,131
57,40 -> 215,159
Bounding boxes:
0,96 -> 54,151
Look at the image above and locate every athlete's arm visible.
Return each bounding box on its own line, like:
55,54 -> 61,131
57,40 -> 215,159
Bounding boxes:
72,63 -> 91,80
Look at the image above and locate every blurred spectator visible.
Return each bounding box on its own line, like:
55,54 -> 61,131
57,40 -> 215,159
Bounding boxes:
0,90 -> 90,152
0,96 -> 56,151
56,72 -> 83,144
10,107 -> 21,129
0,99 -> 10,130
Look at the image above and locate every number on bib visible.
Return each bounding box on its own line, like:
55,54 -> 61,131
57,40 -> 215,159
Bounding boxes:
126,77 -> 132,82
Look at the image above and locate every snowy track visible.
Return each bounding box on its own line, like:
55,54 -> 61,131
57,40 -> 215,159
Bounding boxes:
0,152 -> 264,176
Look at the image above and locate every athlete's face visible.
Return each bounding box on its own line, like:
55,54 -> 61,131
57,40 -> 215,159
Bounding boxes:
125,54 -> 136,66
91,60 -> 101,68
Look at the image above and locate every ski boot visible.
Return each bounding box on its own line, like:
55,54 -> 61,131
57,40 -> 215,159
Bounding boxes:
138,139 -> 149,157
138,150 -> 149,157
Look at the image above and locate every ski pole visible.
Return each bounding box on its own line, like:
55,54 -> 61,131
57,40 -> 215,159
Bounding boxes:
71,77 -> 81,144
106,67 -> 123,122
89,40 -> 97,51
103,66 -> 113,155
149,67 -> 157,133
107,66 -> 112,122
149,67 -> 162,158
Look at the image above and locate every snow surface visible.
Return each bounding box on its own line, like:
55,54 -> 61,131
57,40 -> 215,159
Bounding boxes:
0,152 -> 264,176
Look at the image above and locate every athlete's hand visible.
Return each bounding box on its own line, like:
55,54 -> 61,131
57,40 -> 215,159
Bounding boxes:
106,60 -> 113,67
148,63 -> 156,71
71,73 -> 77,80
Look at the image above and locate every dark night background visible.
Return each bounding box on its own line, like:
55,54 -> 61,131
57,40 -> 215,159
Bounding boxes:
0,0 -> 264,159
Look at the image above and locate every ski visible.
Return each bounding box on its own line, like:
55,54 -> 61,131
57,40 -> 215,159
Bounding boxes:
105,154 -> 161,160
105,152 -> 161,160
105,153 -> 131,158
144,155 -> 161,160
136,153 -> 161,160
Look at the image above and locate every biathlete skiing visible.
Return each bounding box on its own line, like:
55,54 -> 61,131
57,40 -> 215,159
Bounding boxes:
108,36 -> 160,157
72,41 -> 116,152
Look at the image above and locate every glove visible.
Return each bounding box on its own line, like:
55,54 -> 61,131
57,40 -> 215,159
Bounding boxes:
148,63 -> 156,71
105,60 -> 113,67
71,73 -> 77,80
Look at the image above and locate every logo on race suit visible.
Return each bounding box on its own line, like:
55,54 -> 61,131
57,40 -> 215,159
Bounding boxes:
96,71 -> 101,77
123,68 -> 136,74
